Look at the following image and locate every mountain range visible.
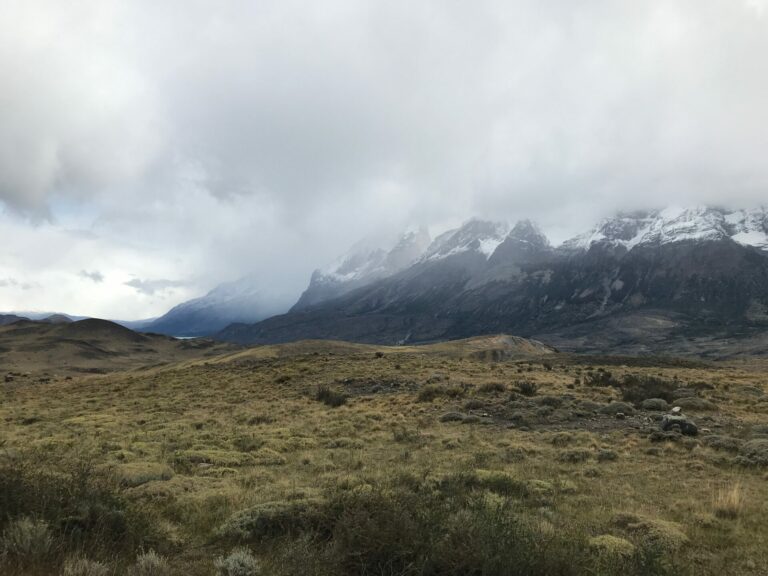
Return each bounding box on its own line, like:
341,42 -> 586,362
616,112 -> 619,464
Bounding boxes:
214,206 -> 768,356
142,275 -> 287,337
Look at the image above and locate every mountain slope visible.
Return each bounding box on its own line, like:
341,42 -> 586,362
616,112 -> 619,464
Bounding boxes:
145,276 -> 288,337
217,207 -> 768,355
292,228 -> 431,311
0,314 -> 28,326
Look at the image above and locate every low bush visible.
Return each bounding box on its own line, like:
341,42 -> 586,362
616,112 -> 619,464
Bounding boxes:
673,397 -> 717,411
641,398 -> 669,411
214,547 -> 261,576
316,385 -> 348,407
1,516 -> 54,562
584,370 -> 618,387
222,476 -> 682,576
0,449 -> 161,575
478,382 -> 506,394
130,549 -> 171,576
589,534 -> 637,571
702,435 -> 742,453
736,439 -> 768,467
619,374 -> 677,404
515,380 -> 538,396
216,499 -> 326,542
0,450 -> 158,557
417,384 -> 466,402
599,402 -> 635,416
61,555 -> 111,576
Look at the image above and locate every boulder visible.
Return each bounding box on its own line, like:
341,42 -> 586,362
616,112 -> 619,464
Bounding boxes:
661,414 -> 698,436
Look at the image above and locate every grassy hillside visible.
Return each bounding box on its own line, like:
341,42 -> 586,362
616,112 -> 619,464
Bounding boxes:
1,336 -> 767,575
0,319 -> 235,376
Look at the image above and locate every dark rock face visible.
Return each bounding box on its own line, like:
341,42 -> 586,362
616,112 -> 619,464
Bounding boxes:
218,239 -> 768,349
216,208 -> 768,352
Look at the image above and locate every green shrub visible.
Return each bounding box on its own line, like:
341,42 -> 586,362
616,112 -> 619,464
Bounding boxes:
599,402 -> 635,416
216,477 -> 679,576
515,380 -> 538,396
130,549 -> 170,576
478,382 -> 506,394
641,398 -> 669,411
589,534 -> 636,572
476,470 -> 532,497
737,439 -> 768,466
584,371 -> 618,387
62,555 -> 111,576
673,397 -> 717,411
323,484 -> 585,576
619,374 -> 677,404
558,449 -> 592,464
316,385 -> 348,407
1,516 -> 54,560
417,384 -> 466,402
702,435 -> 742,453
216,499 -> 326,542
0,450 -> 157,557
214,547 -> 261,576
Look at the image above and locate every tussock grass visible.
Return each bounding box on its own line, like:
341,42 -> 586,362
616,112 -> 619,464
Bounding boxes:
713,482 -> 744,519
1,344 -> 767,574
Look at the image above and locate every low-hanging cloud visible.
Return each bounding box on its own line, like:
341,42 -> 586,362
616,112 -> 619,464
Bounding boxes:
124,278 -> 186,296
1,0 -> 768,317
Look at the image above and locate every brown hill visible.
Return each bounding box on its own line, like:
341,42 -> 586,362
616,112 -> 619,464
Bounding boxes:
0,318 -> 236,376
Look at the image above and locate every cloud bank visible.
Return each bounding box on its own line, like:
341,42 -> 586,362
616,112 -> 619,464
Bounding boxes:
1,0 -> 767,317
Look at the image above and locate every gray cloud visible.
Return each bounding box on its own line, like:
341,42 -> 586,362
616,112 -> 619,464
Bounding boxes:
79,270 -> 104,283
2,0 -> 768,317
125,278 -> 186,296
0,278 -> 34,291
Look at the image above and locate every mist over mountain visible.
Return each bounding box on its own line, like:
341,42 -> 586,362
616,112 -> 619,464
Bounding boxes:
3,1 -> 768,321
145,275 -> 292,337
216,205 -> 768,355
293,228 -> 431,311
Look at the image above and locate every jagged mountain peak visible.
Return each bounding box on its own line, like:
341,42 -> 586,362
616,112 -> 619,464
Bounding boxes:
423,218 -> 510,261
317,227 -> 431,283
292,226 -> 432,311
507,219 -> 550,247
561,205 -> 768,253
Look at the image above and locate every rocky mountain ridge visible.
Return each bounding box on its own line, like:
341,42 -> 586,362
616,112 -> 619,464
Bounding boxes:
217,205 -> 768,355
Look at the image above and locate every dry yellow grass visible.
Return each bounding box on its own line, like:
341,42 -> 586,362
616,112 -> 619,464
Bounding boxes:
713,482 -> 745,519
1,337 -> 768,574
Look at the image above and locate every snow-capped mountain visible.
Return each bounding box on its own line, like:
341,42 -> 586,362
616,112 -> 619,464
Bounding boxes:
562,206 -> 768,252
218,206 -> 768,355
490,220 -> 552,266
291,228 -> 431,311
422,219 -> 509,261
146,275 -> 290,337
724,207 -> 768,250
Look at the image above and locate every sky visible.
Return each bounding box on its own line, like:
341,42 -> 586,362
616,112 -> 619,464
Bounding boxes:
1,0 -> 768,319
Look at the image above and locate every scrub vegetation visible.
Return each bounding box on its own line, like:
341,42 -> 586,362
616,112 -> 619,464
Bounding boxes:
2,337 -> 767,575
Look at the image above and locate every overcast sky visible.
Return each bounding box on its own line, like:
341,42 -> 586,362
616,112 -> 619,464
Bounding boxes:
1,0 -> 768,319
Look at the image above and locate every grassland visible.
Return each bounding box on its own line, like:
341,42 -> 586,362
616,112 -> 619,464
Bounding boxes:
1,335 -> 768,575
